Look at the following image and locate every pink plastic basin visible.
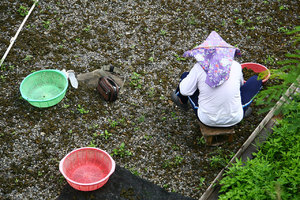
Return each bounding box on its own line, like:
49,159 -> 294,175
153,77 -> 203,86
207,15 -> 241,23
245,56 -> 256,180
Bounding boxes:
241,63 -> 270,83
59,147 -> 115,191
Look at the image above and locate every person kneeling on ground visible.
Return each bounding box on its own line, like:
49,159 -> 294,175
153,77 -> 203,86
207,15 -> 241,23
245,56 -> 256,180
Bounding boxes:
171,31 -> 262,127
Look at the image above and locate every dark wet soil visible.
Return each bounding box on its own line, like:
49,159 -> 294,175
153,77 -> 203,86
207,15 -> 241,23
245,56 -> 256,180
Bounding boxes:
0,0 -> 299,199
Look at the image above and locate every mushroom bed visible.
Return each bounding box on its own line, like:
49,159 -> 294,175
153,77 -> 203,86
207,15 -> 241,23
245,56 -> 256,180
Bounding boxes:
0,0 -> 299,199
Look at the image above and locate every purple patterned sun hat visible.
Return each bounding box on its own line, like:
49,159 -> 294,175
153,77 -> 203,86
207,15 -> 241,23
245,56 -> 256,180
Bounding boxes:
183,31 -> 241,87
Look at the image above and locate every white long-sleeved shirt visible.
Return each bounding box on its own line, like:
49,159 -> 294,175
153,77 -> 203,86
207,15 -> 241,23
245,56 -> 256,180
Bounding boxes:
179,61 -> 244,127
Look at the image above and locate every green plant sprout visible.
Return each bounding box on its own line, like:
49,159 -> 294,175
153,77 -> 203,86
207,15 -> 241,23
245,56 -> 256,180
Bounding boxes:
88,140 -> 97,147
221,20 -> 226,27
163,155 -> 184,168
75,38 -> 81,43
18,5 -> 29,16
209,154 -> 229,169
128,166 -> 140,176
171,112 -> 178,119
23,55 -> 33,62
279,5 -> 288,10
188,15 -> 196,25
278,27 -> 289,33
197,136 -> 206,145
138,115 -> 145,123
143,134 -> 152,140
160,95 -> 166,100
129,72 -> 142,89
175,156 -> 183,165
93,132 -> 98,137
172,144 -> 179,150
108,119 -> 118,128
77,104 -> 89,114
83,25 -> 91,32
118,118 -> 126,126
148,56 -> 154,62
235,18 -> 245,26
0,63 -> 6,71
160,29 -> 167,35
63,104 -> 70,108
38,171 -> 43,176
264,54 -> 276,65
93,124 -> 99,129
246,26 -> 255,30
112,142 -> 132,157
0,75 -> 6,81
196,177 -> 206,190
100,130 -> 112,140
42,20 -> 50,29
147,87 -> 155,97
0,64 -> 13,71
174,53 -> 187,61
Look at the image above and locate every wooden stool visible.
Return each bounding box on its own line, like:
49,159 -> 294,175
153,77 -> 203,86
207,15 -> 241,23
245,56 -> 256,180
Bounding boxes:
199,122 -> 235,146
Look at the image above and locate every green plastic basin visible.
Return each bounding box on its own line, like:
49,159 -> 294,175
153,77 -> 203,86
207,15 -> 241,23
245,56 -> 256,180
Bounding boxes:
20,69 -> 68,108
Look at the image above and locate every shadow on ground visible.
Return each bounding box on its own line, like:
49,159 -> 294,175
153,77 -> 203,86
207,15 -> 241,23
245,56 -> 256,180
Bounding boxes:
57,165 -> 195,200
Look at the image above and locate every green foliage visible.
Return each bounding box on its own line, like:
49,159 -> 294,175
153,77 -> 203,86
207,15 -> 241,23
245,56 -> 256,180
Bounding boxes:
126,166 -> 140,176
147,87 -> 155,97
197,136 -> 206,145
174,53 -> 187,61
77,104 -> 89,114
108,119 -> 118,128
160,29 -> 167,36
188,15 -> 196,25
148,56 -> 154,62
235,18 -> 245,26
263,54 -> 276,65
100,130 -> 112,140
162,155 -> 184,168
219,27 -> 300,199
18,5 -> 29,17
75,38 -> 81,43
23,55 -> 33,62
42,20 -> 50,29
1,75 -> 6,81
83,25 -> 91,32
129,72 -> 142,89
112,142 -> 132,158
219,94 -> 300,200
196,177 -> 206,190
88,140 -> 96,147
0,63 -> 14,71
138,115 -> 145,123
209,155 -> 229,169
143,134 -> 152,140
256,26 -> 300,113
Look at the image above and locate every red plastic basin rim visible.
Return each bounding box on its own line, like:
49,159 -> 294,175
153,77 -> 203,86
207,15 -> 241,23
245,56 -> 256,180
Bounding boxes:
241,62 -> 270,82
59,147 -> 116,186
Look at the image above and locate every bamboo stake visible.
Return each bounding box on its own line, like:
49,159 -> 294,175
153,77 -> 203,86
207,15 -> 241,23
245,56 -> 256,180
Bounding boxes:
0,0 -> 39,67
